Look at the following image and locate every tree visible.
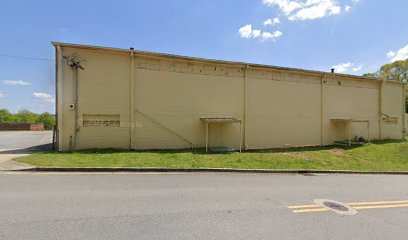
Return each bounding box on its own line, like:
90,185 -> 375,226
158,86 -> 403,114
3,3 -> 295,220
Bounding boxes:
36,112 -> 55,130
362,72 -> 380,78
15,109 -> 37,124
380,59 -> 408,82
406,88 -> 408,113
0,109 -> 12,123
363,59 -> 408,113
0,109 -> 55,130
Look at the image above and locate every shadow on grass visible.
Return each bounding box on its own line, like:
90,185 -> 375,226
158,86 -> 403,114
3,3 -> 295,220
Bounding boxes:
43,138 -> 407,155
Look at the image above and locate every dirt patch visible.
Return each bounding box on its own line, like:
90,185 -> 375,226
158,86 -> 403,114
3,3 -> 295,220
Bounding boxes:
326,149 -> 371,164
326,149 -> 346,156
281,153 -> 312,161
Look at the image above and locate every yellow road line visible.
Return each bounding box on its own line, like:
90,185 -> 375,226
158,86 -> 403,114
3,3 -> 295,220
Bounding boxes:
288,200 -> 408,210
349,200 -> 408,206
289,200 -> 408,214
291,204 -> 408,214
354,203 -> 408,210
292,208 -> 329,213
288,204 -> 320,209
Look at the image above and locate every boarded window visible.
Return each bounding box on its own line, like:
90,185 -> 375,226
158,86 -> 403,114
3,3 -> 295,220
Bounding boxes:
83,114 -> 120,127
383,117 -> 398,124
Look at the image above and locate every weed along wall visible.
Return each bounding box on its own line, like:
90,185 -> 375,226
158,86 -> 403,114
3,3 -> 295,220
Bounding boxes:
53,42 -> 406,152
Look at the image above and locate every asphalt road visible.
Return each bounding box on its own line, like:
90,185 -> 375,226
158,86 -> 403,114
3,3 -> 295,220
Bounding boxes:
1,172 -> 408,240
0,131 -> 52,150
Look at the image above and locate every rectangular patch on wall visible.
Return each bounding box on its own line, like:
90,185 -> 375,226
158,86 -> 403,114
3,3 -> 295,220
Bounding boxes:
383,116 -> 398,124
82,114 -> 120,127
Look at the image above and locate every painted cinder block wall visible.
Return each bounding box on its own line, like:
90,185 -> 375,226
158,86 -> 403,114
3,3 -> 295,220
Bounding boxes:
53,42 -> 406,152
0,123 -> 44,131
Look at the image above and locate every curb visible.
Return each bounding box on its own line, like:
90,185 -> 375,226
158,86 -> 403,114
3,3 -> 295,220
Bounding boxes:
13,167 -> 408,175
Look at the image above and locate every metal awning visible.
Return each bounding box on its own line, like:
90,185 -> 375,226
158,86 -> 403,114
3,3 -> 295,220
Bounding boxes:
330,117 -> 369,123
200,117 -> 242,123
331,117 -> 370,146
200,117 -> 243,152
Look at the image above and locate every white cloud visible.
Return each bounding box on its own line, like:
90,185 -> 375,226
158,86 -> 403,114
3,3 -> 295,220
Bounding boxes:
331,63 -> 363,73
2,80 -> 30,86
264,17 -> 281,26
263,0 -> 302,15
252,29 -> 261,38
239,24 -> 283,42
238,24 -> 262,39
346,0 -> 360,12
352,65 -> 363,72
32,92 -> 54,103
0,91 -> 4,98
239,25 -> 253,38
263,0 -> 342,21
289,1 -> 341,21
262,32 -> 274,41
262,31 -> 283,41
387,43 -> 408,62
331,62 -> 355,73
273,30 -> 283,38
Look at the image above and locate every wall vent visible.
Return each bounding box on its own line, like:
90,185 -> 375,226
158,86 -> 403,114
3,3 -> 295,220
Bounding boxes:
383,116 -> 398,124
83,114 -> 120,127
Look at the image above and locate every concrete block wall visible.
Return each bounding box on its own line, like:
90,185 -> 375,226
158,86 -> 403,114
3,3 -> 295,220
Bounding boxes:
55,44 -> 406,151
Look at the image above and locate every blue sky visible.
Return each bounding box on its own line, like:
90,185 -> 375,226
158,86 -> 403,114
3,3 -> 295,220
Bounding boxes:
0,0 -> 407,113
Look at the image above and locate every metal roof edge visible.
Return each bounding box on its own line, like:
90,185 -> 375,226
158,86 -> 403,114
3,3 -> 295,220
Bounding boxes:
50,41 -> 403,85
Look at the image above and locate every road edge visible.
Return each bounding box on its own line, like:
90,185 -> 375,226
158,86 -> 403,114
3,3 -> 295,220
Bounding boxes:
10,167 -> 408,175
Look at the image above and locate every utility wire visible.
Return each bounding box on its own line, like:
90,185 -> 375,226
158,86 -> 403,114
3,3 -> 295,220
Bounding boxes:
0,53 -> 54,62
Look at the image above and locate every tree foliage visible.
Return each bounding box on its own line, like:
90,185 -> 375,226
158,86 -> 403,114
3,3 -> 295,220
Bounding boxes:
406,88 -> 408,114
363,59 -> 408,113
0,109 -> 55,130
380,59 -> 408,82
362,72 -> 380,78
36,112 -> 55,130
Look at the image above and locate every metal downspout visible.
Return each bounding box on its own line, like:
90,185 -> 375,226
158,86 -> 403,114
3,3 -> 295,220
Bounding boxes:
73,67 -> 79,151
56,45 -> 63,151
243,65 -> 249,150
320,74 -> 326,146
379,80 -> 385,140
130,52 -> 135,149
53,46 -> 58,151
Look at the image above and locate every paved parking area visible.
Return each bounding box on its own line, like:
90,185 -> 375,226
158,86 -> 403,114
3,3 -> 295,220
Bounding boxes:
0,131 -> 52,169
0,131 -> 52,150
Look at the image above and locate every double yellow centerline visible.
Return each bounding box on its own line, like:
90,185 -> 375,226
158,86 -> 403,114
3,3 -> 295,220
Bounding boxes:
288,200 -> 408,214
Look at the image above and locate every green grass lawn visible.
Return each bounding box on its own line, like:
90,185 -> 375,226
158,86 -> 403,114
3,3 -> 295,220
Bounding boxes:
16,139 -> 408,172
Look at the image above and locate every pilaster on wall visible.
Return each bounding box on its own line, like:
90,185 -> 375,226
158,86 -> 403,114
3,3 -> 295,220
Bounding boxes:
379,80 -> 385,140
243,65 -> 249,150
56,45 -> 64,151
320,74 -> 326,146
129,52 -> 135,150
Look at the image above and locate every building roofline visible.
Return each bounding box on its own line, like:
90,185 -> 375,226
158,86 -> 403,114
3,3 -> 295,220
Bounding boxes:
51,41 -> 403,85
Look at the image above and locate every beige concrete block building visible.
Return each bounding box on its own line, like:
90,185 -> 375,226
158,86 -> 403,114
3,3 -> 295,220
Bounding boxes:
52,42 -> 406,152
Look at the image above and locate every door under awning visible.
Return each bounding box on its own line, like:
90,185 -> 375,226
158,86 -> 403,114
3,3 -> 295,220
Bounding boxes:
200,117 -> 243,153
331,117 -> 370,146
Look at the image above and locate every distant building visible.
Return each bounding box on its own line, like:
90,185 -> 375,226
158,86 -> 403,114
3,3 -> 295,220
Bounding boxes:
52,42 -> 406,152
0,123 -> 44,131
